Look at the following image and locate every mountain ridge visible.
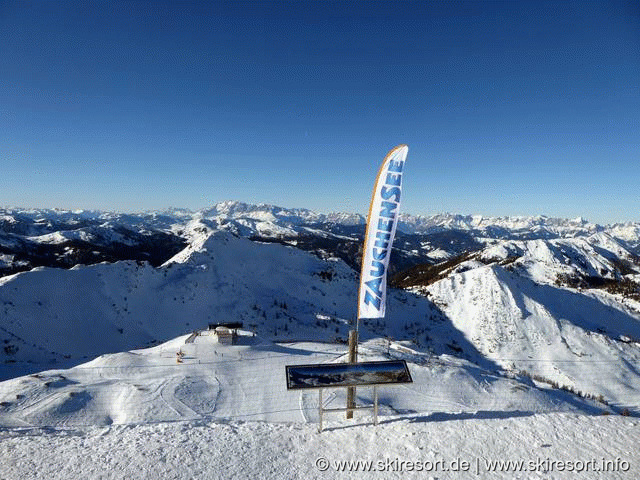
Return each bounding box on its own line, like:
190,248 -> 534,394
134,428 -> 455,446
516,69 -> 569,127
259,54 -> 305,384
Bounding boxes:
3,200 -> 639,278
4,200 -> 640,233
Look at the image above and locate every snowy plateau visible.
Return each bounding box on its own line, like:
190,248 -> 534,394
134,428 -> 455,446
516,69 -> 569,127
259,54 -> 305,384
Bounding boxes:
1,201 -> 640,479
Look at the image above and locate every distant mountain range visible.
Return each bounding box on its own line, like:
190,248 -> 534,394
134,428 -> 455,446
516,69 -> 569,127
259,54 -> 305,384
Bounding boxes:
2,200 -> 639,278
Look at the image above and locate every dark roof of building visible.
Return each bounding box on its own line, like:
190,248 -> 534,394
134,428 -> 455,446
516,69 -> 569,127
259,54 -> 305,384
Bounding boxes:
208,322 -> 243,330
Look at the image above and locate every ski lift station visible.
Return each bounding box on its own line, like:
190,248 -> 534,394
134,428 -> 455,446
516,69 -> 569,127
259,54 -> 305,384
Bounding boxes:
208,322 -> 243,345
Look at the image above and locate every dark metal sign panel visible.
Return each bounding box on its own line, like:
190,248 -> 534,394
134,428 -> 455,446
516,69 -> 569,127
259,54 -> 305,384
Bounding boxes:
285,360 -> 412,390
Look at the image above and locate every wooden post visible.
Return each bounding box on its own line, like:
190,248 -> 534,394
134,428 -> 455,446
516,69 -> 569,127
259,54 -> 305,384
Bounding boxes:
346,329 -> 357,419
373,385 -> 378,426
318,388 -> 323,433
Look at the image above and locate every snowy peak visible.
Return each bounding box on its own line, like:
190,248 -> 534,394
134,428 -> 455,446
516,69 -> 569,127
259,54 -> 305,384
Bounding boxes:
196,201 -> 366,238
2,202 -> 639,245
478,234 -> 640,285
397,212 -> 601,238
199,201 -> 320,226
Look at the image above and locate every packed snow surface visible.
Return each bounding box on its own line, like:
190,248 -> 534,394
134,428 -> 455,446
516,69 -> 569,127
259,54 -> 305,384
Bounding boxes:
1,333 -> 638,479
1,412 -> 638,479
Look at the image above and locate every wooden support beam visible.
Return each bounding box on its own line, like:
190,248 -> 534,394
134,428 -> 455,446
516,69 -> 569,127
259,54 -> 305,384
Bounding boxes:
346,329 -> 357,419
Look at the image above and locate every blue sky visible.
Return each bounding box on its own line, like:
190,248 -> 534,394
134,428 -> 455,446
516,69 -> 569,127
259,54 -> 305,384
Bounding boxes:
1,1 -> 638,223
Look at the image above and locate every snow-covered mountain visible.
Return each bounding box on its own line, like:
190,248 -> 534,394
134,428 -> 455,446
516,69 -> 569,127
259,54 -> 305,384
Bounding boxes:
3,201 -> 639,278
1,201 -> 640,432
3,201 -> 637,237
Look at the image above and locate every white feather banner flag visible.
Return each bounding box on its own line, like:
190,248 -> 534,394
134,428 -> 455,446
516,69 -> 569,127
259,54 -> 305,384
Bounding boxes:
357,144 -> 408,319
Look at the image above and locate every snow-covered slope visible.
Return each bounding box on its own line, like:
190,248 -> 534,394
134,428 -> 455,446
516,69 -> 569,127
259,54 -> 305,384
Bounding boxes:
1,230 -> 447,378
416,234 -> 640,412
0,232 -> 344,368
0,331 -> 606,428
1,230 -> 639,422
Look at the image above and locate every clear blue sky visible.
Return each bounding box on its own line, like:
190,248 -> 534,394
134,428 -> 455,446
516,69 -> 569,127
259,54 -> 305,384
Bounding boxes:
1,1 -> 638,223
